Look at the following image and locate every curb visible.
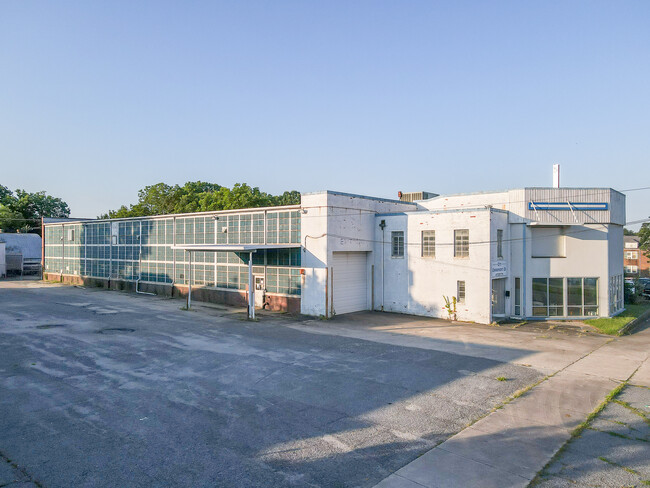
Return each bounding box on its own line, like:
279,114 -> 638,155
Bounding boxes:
619,307 -> 650,336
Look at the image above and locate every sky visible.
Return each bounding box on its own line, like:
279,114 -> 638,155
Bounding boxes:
1,1 -> 648,227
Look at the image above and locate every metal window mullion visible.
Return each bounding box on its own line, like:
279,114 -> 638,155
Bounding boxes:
213,215 -> 219,288
172,217 -> 176,286
83,223 -> 87,276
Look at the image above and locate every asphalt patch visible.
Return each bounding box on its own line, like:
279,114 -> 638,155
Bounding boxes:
96,328 -> 136,334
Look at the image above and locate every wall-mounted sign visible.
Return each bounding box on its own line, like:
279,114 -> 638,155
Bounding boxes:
528,202 -> 608,211
491,260 -> 508,278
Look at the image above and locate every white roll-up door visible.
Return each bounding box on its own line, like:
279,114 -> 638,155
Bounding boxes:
332,251 -> 368,314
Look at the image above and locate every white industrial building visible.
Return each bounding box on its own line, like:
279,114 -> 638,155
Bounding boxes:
300,188 -> 625,323
44,187 -> 625,324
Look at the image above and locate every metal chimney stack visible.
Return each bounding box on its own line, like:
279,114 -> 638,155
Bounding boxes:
553,164 -> 560,188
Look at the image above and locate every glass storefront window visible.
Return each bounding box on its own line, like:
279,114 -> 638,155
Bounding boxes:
514,277 -> 521,316
532,277 -> 599,317
532,278 -> 548,316
549,278 -> 564,317
568,277 -> 599,316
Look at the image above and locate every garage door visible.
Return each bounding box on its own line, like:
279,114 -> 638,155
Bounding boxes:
332,252 -> 368,315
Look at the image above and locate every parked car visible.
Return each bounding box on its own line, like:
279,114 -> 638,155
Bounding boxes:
642,281 -> 650,299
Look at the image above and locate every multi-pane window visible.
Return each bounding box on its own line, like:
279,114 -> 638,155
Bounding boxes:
421,230 -> 435,258
266,211 -> 301,244
625,265 -> 638,274
532,278 -> 564,317
391,231 -> 404,257
514,277 -> 521,316
497,229 -> 503,258
567,278 -> 599,316
457,281 -> 466,303
609,275 -> 623,314
454,229 -> 469,257
625,251 -> 638,259
44,209 -> 302,295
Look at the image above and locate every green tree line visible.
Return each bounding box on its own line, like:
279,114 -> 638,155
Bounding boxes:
0,185 -> 70,233
100,182 -> 300,218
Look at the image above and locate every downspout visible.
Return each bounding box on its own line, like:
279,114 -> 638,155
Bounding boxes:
186,250 -> 192,309
40,217 -> 44,280
248,251 -> 255,320
61,223 -> 65,280
379,219 -> 386,311
522,223 -> 527,319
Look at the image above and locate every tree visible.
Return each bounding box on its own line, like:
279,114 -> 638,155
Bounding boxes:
623,228 -> 637,236
0,185 -> 12,204
101,182 -> 300,218
639,222 -> 650,258
0,186 -> 70,233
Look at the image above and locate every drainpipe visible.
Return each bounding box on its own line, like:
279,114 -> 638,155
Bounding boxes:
248,251 -> 255,320
61,223 -> 65,280
522,223 -> 527,319
40,217 -> 45,280
187,250 -> 192,309
379,219 -> 386,311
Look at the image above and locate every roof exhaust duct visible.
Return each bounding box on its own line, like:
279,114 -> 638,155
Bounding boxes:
553,164 -> 560,188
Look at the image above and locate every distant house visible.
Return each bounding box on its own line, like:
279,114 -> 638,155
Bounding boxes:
624,235 -> 649,277
0,232 -> 42,276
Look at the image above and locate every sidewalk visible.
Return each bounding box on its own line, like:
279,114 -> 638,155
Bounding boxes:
374,324 -> 650,488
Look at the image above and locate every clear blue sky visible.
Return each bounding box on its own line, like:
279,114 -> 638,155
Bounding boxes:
1,1 -> 648,226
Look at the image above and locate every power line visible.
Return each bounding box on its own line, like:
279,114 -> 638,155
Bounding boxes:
322,217 -> 650,249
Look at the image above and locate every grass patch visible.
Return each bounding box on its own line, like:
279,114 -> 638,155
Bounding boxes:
585,303 -> 650,335
496,376 -> 508,382
614,399 -> 650,425
588,426 -> 649,443
598,456 -> 647,479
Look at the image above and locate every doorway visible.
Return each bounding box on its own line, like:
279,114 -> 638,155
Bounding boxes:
492,278 -> 506,316
254,275 -> 265,308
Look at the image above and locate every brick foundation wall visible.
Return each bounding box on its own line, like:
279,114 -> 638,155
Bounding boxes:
42,273 -> 300,313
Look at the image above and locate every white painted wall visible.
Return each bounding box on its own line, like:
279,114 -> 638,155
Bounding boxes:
299,187 -> 624,321
373,209 -> 493,324
300,191 -> 416,316
506,223 -> 622,319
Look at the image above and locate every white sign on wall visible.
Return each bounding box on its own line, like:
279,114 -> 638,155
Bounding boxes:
491,260 -> 508,278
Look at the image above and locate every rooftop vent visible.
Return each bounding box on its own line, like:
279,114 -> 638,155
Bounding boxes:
397,191 -> 438,203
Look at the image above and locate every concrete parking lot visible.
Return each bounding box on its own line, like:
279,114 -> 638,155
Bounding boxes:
0,281 -> 549,487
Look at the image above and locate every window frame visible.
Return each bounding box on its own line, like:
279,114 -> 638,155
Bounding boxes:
391,231 -> 405,258
454,229 -> 469,258
496,229 -> 503,258
567,277 -> 599,317
457,280 -> 466,303
421,230 -> 435,258
514,277 -> 521,316
532,277 -> 564,317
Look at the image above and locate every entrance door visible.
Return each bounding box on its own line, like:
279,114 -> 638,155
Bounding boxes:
254,275 -> 265,308
492,278 -> 506,316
